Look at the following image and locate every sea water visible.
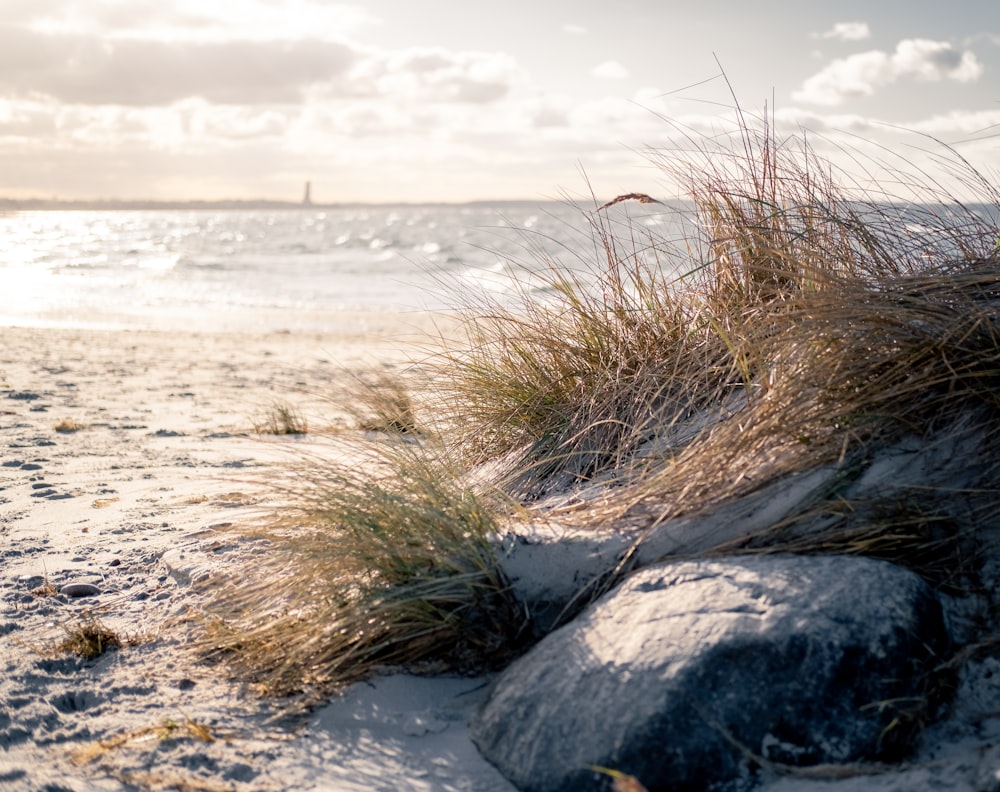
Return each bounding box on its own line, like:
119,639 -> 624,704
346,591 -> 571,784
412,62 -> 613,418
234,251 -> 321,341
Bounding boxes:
3,200 -> 995,333
0,202 -> 659,333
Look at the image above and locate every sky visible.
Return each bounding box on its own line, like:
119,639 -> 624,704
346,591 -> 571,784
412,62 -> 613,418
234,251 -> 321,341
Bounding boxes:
0,0 -> 998,203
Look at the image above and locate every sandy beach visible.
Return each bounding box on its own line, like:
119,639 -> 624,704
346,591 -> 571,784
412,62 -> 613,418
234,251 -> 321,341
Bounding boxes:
4,318 -> 1000,792
0,320 -> 519,792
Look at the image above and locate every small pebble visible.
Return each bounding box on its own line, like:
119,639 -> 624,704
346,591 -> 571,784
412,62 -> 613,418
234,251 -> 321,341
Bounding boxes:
59,582 -> 101,598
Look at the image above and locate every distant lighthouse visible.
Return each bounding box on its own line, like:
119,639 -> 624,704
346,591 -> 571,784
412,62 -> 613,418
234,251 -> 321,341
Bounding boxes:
302,181 -> 313,206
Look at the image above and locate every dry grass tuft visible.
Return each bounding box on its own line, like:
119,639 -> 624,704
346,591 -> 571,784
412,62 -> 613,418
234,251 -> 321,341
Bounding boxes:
71,716 -> 218,766
607,263 -> 1000,534
200,439 -> 528,698
58,617 -> 122,660
253,400 -> 308,435
433,110 -> 1000,510
53,418 -> 86,433
350,373 -> 421,435
429,109 -> 1000,590
433,218 -> 720,498
30,579 -> 58,598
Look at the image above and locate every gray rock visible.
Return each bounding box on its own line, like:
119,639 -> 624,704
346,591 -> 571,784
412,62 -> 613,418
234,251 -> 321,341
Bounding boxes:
471,554 -> 949,792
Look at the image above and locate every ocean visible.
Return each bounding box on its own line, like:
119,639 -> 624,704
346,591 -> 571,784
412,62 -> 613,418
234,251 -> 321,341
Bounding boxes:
7,200 -> 988,334
0,202 -> 646,333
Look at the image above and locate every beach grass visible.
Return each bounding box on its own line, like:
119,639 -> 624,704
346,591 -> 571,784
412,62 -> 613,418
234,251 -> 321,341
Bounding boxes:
201,436 -> 528,697
253,400 -> 308,435
429,113 -> 1000,592
57,617 -> 122,660
53,418 -> 86,433
348,372 -> 421,435
434,113 -> 999,507
209,108 -> 1000,696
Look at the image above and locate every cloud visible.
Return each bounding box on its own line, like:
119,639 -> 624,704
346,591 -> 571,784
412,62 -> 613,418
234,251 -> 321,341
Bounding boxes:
562,24 -> 587,35
168,0 -> 377,42
793,38 -> 983,105
9,0 -> 377,43
0,15 -> 522,108
0,25 -> 358,105
592,60 -> 629,80
532,105 -> 570,127
0,97 -> 58,138
814,22 -> 871,41
185,103 -> 293,140
350,48 -> 524,104
909,108 -> 1000,142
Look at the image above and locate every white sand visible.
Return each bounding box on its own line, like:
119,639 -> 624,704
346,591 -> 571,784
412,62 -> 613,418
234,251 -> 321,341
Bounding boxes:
3,322 -> 999,792
0,321 -> 514,791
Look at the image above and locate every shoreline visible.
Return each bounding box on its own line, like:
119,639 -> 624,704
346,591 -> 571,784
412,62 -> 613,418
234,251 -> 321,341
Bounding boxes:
0,308 -> 463,339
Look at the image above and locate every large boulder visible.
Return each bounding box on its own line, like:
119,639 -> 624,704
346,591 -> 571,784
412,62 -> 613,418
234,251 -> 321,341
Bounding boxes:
471,554 -> 950,792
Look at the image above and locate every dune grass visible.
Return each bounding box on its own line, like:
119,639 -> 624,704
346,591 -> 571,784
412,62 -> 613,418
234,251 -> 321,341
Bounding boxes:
418,111 -> 1000,624
58,617 -> 122,660
348,372 -> 421,435
53,418 -> 86,433
609,261 -> 1000,525
201,437 -> 528,697
433,114 -> 1000,508
207,109 -> 1000,697
253,400 -> 308,435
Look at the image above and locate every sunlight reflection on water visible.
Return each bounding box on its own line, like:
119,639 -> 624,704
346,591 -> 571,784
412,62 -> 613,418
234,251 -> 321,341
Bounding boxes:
0,203 -> 687,332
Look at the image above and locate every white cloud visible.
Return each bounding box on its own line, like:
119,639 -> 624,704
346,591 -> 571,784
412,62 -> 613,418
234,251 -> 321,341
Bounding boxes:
815,22 -> 871,42
909,108 -> 1000,140
562,23 -> 587,35
14,0 -> 376,43
592,60 -> 629,80
0,26 -> 359,105
189,104 -> 292,140
171,0 -> 376,42
350,48 -> 525,104
0,13 -> 529,109
0,96 -> 58,138
794,39 -> 984,105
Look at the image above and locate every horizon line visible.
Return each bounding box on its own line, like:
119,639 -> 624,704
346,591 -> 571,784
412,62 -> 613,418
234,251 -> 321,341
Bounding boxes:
0,195 -> 597,211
